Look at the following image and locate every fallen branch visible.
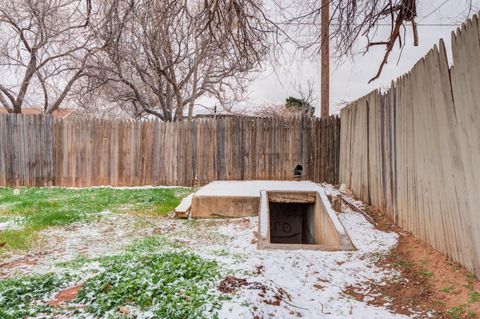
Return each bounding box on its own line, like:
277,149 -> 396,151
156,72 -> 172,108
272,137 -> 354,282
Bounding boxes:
268,279 -> 310,310
340,195 -> 376,226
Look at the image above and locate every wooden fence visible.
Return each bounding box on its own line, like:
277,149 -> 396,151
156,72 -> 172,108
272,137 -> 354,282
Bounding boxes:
340,14 -> 480,277
0,115 -> 340,187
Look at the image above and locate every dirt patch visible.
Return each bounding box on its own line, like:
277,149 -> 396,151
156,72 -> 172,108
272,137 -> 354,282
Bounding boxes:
219,276 -> 249,293
255,287 -> 288,312
47,285 -> 82,307
253,265 -> 264,275
206,218 -> 252,230
152,223 -> 176,234
0,214 -> 169,278
344,206 -> 480,319
0,253 -> 48,278
218,275 -> 268,294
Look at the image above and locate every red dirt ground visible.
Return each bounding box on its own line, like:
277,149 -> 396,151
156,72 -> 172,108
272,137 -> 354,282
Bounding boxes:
47,285 -> 83,307
345,206 -> 480,319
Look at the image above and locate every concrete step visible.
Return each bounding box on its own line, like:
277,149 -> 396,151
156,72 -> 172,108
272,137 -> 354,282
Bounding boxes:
175,193 -> 193,218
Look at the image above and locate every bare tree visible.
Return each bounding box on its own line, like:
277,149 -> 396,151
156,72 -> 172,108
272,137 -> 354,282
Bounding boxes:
254,82 -> 316,118
254,100 -> 314,118
199,0 -> 277,67
0,0 -> 96,114
1,0 -> 475,117
81,0 -> 274,122
272,0 -> 475,82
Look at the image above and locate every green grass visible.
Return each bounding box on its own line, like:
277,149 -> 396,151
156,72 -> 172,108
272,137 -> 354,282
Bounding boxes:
391,259 -> 414,270
0,229 -> 32,250
447,305 -> 466,319
78,252 -> 220,319
0,272 -> 76,319
440,286 -> 455,294
469,291 -> 480,303
125,234 -> 184,253
0,249 -> 221,318
0,187 -> 191,250
446,305 -> 478,319
415,269 -> 434,278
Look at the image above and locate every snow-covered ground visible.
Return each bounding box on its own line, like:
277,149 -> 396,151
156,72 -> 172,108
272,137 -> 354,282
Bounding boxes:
0,188 -> 413,318
0,212 -> 174,278
0,219 -> 22,231
198,213 -> 405,319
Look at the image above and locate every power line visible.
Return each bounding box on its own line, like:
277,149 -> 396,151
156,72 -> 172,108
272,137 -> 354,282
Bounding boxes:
277,22 -> 463,27
372,23 -> 461,26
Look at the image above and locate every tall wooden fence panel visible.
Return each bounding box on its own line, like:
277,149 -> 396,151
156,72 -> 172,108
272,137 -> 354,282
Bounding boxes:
450,15 -> 480,278
340,14 -> 480,277
0,115 -> 340,188
0,115 -> 55,186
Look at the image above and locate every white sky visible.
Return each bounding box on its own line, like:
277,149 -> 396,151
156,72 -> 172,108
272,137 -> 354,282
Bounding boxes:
233,0 -> 480,116
2,1 -> 479,117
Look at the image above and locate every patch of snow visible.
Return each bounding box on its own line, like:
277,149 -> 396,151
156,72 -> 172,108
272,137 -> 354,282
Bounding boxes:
193,211 -> 404,319
0,220 -> 17,231
322,183 -> 340,197
195,180 -> 325,197
0,214 -> 171,277
50,185 -> 190,190
1,183 -> 416,318
96,210 -> 112,216
0,218 -> 23,231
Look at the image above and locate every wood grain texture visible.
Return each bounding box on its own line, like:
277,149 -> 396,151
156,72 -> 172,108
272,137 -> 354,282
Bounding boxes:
340,14 -> 480,278
0,115 -> 340,187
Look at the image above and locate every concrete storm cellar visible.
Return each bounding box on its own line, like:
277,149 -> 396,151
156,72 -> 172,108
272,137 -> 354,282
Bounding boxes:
175,181 -> 355,251
268,196 -> 317,245
258,190 -> 355,251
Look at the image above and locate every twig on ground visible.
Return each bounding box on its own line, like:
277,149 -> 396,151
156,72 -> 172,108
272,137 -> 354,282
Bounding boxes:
340,195 -> 376,226
303,264 -> 313,286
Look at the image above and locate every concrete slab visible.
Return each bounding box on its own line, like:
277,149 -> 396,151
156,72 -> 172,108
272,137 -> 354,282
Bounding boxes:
194,180 -> 327,197
190,181 -> 327,219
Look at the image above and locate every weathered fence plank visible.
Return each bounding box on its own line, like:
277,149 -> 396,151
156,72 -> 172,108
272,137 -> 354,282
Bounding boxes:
0,115 -> 340,188
0,115 -> 55,187
450,14 -> 480,277
340,13 -> 480,278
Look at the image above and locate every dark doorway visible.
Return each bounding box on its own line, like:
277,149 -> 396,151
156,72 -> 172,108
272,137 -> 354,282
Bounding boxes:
269,202 -> 316,244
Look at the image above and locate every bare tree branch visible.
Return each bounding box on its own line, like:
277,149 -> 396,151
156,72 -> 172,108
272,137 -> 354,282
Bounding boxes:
79,0 -> 270,121
0,0 -> 97,113
271,0 -> 474,82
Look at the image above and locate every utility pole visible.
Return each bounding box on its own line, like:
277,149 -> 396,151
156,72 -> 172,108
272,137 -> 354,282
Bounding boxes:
320,0 -> 330,118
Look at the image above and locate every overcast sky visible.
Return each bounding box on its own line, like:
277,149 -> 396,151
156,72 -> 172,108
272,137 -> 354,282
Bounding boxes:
225,0 -> 480,116
3,1 -> 478,117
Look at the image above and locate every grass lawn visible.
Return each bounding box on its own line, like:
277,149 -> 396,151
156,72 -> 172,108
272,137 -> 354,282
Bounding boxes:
0,187 -> 191,250
0,187 -> 224,319
0,236 -> 221,319
1,186 -> 478,319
